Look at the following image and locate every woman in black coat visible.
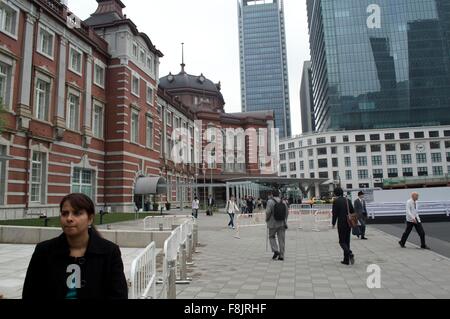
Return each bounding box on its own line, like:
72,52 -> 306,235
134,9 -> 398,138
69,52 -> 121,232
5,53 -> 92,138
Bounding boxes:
22,193 -> 128,299
332,188 -> 355,265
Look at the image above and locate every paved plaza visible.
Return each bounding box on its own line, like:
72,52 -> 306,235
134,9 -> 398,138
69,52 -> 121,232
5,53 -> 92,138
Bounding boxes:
1,211 -> 450,299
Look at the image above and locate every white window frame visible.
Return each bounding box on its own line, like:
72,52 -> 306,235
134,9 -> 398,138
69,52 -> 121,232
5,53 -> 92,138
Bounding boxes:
131,72 -> 140,97
166,110 -> 172,127
0,55 -> 13,110
71,167 -> 95,199
132,42 -> 138,58
0,1 -> 19,39
92,100 -> 104,139
140,49 -> 145,64
69,45 -> 83,76
131,109 -> 139,144
66,89 -> 80,131
34,72 -> 52,122
37,24 -> 55,60
93,59 -> 105,89
146,84 -> 153,105
146,55 -> 152,71
146,116 -> 153,149
0,144 -> 7,205
30,151 -> 47,203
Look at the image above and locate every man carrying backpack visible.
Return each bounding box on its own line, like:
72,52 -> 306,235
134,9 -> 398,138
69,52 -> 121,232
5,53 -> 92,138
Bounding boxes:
266,189 -> 288,261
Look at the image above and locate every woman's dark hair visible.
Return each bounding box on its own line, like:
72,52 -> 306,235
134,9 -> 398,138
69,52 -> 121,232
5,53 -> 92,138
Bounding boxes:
60,193 -> 100,235
334,187 -> 344,197
60,193 -> 95,216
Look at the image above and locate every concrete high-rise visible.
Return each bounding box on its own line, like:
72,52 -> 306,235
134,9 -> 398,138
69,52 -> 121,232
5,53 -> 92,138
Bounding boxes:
300,61 -> 315,133
238,0 -> 291,138
307,0 -> 450,132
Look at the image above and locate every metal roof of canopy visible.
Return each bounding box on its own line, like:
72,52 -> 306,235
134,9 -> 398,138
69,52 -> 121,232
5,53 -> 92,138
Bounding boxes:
134,176 -> 167,195
223,177 -> 328,186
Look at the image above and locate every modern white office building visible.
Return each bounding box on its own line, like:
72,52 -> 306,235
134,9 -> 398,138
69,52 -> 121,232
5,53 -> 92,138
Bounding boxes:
279,126 -> 450,198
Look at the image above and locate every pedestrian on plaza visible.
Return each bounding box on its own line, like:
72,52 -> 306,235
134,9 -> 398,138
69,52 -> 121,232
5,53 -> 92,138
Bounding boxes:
266,190 -> 289,261
353,191 -> 368,240
256,198 -> 263,212
332,187 -> 355,265
240,197 -> 247,214
225,196 -> 239,229
399,192 -> 430,249
192,196 -> 200,219
22,193 -> 128,299
246,196 -> 254,217
207,194 -> 215,216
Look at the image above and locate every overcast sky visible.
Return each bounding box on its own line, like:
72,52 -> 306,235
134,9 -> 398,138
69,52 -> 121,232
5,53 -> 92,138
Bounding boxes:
69,0 -> 310,136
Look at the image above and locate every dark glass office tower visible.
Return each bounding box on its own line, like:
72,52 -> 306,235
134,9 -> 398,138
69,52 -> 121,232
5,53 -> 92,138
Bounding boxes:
238,0 -> 291,138
307,0 -> 450,131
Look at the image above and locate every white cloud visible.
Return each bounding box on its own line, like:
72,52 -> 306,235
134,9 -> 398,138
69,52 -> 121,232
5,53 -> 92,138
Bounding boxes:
69,0 -> 310,135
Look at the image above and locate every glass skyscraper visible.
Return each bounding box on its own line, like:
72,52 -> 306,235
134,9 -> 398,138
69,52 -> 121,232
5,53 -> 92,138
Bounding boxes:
238,0 -> 291,138
307,0 -> 450,132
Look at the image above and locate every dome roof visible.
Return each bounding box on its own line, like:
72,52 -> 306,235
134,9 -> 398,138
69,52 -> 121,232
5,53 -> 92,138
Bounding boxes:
159,69 -> 222,97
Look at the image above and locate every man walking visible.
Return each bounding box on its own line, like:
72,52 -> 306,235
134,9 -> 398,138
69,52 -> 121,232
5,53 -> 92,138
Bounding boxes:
399,192 -> 430,249
332,187 -> 355,265
353,191 -> 368,240
266,190 -> 288,261
207,194 -> 215,216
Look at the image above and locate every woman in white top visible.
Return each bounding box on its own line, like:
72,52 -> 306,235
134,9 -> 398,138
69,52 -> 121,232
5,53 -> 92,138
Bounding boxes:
225,196 -> 239,229
192,196 -> 200,219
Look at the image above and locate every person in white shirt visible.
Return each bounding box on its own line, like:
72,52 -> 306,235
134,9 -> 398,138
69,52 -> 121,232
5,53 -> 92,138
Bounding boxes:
399,192 -> 430,249
192,196 -> 200,219
225,196 -> 239,229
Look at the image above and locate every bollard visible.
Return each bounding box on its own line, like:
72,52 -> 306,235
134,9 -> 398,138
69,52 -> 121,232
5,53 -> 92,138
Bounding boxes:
44,217 -> 49,227
167,259 -> 177,299
159,223 -> 163,231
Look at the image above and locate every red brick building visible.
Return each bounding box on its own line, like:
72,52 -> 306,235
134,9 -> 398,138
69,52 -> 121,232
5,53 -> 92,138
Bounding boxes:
0,0 -> 274,218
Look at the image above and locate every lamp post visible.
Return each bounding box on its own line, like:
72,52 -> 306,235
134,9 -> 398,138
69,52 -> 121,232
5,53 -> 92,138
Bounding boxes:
203,162 -> 206,210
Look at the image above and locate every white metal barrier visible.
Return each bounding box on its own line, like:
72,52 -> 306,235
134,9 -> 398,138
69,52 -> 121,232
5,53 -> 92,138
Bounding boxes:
157,217 -> 195,299
129,241 -> 157,299
312,210 -> 333,232
367,201 -> 450,219
233,213 -> 266,239
143,216 -> 176,231
159,226 -> 180,299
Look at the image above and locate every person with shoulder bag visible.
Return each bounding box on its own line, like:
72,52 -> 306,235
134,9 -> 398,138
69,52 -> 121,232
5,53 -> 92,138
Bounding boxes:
332,188 -> 356,265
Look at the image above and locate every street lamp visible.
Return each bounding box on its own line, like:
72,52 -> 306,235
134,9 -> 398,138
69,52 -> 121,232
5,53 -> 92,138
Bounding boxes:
203,162 -> 206,210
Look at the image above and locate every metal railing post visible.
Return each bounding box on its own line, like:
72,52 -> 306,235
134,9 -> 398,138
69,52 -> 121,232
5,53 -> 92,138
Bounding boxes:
167,259 -> 177,299
186,234 -> 193,265
176,242 -> 191,284
193,222 -> 198,252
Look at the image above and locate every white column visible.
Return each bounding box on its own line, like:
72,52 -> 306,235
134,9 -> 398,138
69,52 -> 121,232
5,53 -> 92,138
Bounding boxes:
83,55 -> 93,133
226,183 -> 230,203
315,182 -> 320,198
19,14 -> 36,108
82,55 -> 93,147
56,39 -> 68,120
17,13 -> 36,129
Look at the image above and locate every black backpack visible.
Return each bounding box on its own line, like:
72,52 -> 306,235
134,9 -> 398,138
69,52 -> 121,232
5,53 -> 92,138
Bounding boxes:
273,201 -> 287,221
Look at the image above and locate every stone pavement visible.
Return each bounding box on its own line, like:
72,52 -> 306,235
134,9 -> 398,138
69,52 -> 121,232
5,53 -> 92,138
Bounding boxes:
1,210 -> 450,299
175,211 -> 450,299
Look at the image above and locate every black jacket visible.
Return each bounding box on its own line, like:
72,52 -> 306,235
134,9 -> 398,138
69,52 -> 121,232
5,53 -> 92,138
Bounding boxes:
332,197 -> 354,228
22,229 -> 128,299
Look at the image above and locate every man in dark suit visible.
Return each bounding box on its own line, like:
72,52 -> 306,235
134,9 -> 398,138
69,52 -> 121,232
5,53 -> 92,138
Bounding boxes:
332,188 -> 355,265
353,191 -> 368,240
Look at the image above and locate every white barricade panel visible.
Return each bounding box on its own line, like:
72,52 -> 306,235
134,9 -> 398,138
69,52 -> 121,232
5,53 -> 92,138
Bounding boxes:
130,241 -> 157,299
